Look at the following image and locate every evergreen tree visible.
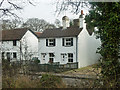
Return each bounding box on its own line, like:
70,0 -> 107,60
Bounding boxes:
85,2 -> 120,87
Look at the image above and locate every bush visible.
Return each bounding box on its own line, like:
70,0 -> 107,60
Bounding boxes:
2,75 -> 37,88
2,59 -> 20,77
37,74 -> 66,88
34,59 -> 40,64
2,74 -> 66,88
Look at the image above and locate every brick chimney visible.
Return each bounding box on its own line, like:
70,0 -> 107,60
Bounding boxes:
73,10 -> 83,28
62,16 -> 70,29
73,19 -> 80,27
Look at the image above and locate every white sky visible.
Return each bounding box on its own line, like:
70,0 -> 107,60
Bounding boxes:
2,0 -> 89,24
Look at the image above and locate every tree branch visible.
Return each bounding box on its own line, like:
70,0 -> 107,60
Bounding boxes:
0,0 -> 35,18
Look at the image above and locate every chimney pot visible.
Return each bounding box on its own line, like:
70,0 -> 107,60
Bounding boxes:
81,10 -> 83,15
62,16 -> 70,29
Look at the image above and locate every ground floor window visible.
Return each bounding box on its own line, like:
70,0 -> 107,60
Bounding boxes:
49,53 -> 54,63
13,52 -> 17,58
6,52 -> 11,60
2,52 -> 5,60
68,53 -> 73,62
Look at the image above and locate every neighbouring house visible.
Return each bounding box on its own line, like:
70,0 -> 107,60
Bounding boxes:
38,10 -> 101,68
0,28 -> 39,62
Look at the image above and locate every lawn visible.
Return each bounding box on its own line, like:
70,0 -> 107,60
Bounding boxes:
62,64 -> 101,76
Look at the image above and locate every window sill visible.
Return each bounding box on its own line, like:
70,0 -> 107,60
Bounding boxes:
63,45 -> 72,47
46,46 -> 55,47
67,62 -> 74,63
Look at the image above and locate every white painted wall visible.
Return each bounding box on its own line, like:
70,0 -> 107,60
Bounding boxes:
1,40 -> 21,61
38,18 -> 101,68
38,24 -> 101,68
1,30 -> 38,61
38,37 -> 77,64
77,21 -> 101,68
21,30 -> 38,60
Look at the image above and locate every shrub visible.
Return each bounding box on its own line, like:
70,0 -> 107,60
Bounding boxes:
2,75 -> 37,88
37,74 -> 66,88
2,59 -> 20,77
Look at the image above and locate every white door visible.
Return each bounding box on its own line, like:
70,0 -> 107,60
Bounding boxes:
61,54 -> 66,64
41,53 -> 46,63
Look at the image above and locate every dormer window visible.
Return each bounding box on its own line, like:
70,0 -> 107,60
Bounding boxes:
62,38 -> 73,47
46,39 -> 55,47
13,40 -> 17,46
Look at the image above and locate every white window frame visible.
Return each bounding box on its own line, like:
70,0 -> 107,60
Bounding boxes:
48,39 -> 54,46
65,38 -> 71,46
63,38 -> 73,47
49,53 -> 54,62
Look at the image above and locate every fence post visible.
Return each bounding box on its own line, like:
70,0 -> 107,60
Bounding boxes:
76,62 -> 78,69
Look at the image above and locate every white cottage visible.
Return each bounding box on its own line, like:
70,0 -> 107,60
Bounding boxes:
1,28 -> 39,62
38,11 -> 101,68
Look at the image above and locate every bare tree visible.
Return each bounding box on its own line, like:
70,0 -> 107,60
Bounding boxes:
2,19 -> 22,30
22,18 -> 56,32
0,0 -> 35,18
54,19 -> 61,28
55,0 -> 89,15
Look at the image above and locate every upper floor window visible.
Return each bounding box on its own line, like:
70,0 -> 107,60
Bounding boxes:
62,38 -> 73,47
13,40 -> 17,46
46,39 -> 55,47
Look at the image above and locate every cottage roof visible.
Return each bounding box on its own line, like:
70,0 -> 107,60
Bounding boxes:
0,28 -> 37,41
38,27 -> 83,38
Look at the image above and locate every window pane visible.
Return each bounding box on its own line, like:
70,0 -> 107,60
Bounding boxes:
64,38 -> 73,46
49,53 -> 54,57
13,40 -> 17,46
49,53 -> 54,63
2,52 -> 4,59
13,52 -> 17,58
68,53 -> 73,62
48,39 -> 55,46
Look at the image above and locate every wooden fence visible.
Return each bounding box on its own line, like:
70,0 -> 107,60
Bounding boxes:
28,62 -> 78,72
10,60 -> 78,73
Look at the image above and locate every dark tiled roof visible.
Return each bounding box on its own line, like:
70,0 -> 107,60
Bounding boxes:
38,27 -> 83,38
34,32 -> 42,37
0,28 -> 28,41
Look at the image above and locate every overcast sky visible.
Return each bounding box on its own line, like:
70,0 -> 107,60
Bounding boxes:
1,0 -> 89,24
16,0 -> 89,24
